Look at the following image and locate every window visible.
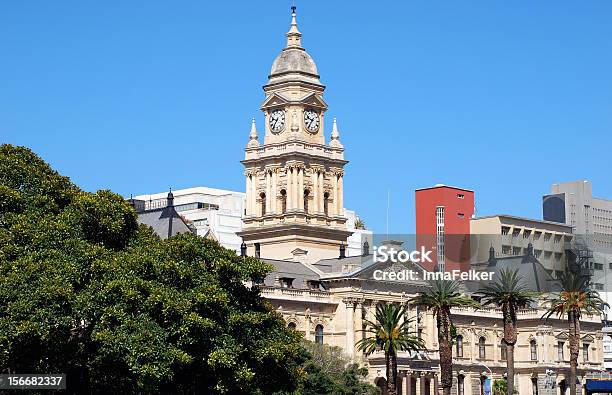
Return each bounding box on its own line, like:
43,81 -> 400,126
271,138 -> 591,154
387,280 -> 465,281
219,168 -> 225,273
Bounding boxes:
303,189 -> 309,213
502,245 -> 511,255
500,340 -> 507,361
583,343 -> 589,363
558,341 -> 565,361
457,193 -> 465,199
279,277 -> 294,288
260,192 -> 266,216
436,207 -> 445,272
512,246 -> 521,256
595,263 -> 604,271
315,324 -> 324,344
288,322 -> 297,330
512,229 -> 521,237
307,280 -> 321,290
479,337 -> 486,359
530,340 -> 538,361
501,226 -> 510,235
323,192 -> 329,216
609,263 -> 612,270
532,378 -> 539,395
456,335 -> 463,357
595,283 -> 604,291
458,213 -> 465,219
458,375 -> 464,395
280,189 -> 287,214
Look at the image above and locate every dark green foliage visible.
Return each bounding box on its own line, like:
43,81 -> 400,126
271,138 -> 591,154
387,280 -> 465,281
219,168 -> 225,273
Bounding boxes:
0,145 -> 305,394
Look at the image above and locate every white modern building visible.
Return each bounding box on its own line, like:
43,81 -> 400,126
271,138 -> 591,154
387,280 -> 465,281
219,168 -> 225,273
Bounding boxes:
134,187 -> 246,252
134,187 -> 371,257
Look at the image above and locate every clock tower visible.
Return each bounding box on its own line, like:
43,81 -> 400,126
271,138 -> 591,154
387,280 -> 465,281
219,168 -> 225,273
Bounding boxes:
238,7 -> 352,263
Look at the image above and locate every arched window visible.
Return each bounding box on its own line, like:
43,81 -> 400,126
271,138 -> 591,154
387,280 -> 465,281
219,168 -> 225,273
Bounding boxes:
280,189 -> 287,214
288,322 -> 296,330
315,324 -> 324,344
323,192 -> 329,216
456,335 -> 463,357
500,339 -> 507,361
457,375 -> 465,395
304,189 -> 309,213
260,192 -> 266,216
530,339 -> 538,361
478,337 -> 486,359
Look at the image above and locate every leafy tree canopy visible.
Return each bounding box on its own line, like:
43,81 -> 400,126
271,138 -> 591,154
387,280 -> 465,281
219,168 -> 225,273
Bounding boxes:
0,145 -> 305,394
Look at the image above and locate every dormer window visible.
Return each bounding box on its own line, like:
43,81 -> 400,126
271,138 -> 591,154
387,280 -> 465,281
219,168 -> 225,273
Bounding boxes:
307,280 -> 321,290
279,277 -> 294,288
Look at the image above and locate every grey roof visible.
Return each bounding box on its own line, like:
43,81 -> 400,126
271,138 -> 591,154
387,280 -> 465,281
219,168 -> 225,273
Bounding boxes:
137,206 -> 194,239
271,48 -> 318,76
260,258 -> 322,289
471,253 -> 562,293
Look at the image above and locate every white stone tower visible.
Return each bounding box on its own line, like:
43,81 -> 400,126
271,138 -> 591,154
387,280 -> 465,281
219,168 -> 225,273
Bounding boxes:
238,7 -> 352,263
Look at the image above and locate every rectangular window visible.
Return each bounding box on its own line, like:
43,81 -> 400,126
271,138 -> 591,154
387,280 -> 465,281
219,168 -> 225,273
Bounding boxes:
457,194 -> 465,199
583,343 -> 589,363
595,263 -> 604,271
558,341 -> 564,361
457,213 -> 465,219
436,207 -> 445,272
501,227 -> 510,236
502,245 -> 511,255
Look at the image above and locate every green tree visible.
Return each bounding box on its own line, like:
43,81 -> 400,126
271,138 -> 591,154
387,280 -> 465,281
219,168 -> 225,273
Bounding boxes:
409,280 -> 481,395
289,340 -> 378,395
0,145 -> 305,394
356,303 -> 423,395
477,268 -> 538,395
492,378 -> 517,395
543,270 -> 607,395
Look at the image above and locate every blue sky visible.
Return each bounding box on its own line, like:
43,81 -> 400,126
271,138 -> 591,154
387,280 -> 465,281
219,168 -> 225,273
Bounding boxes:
2,1 -> 611,233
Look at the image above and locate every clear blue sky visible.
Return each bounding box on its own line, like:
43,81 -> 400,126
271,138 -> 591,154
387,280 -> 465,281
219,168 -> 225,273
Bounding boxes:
2,1 -> 611,233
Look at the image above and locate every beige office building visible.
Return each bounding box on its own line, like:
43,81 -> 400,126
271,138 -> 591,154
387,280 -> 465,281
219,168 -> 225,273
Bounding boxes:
470,215 -> 574,277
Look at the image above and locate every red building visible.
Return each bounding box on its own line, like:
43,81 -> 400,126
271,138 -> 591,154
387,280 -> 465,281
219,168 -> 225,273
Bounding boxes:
415,185 -> 474,272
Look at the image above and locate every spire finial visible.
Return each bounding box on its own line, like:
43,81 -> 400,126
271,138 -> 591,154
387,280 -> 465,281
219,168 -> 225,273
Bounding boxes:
249,117 -> 258,139
329,117 -> 343,148
286,6 -> 302,48
247,117 -> 260,148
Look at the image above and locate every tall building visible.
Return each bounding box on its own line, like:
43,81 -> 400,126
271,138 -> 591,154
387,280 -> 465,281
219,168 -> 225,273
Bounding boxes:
470,214 -> 573,277
237,7 -> 352,263
415,185 -> 474,272
543,180 -> 612,320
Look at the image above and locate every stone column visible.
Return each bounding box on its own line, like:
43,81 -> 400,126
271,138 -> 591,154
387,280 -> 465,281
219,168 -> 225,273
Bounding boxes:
344,299 -> 355,357
298,167 -> 304,211
286,167 -> 293,210
251,171 -> 258,216
337,173 -> 344,215
318,171 -> 324,214
272,169 -> 278,214
331,172 -> 338,216
265,171 -> 271,214
404,371 -> 413,395
312,169 -> 319,213
418,372 -> 426,395
433,373 -> 439,395
245,173 -> 251,215
291,167 -> 297,210
354,301 -> 363,345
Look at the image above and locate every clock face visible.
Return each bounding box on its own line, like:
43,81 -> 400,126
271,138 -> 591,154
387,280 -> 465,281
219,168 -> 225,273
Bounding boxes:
303,109 -> 320,133
269,109 -> 285,133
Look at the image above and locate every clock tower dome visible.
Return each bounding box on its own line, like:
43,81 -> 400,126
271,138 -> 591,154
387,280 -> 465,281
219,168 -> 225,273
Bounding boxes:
238,7 -> 351,263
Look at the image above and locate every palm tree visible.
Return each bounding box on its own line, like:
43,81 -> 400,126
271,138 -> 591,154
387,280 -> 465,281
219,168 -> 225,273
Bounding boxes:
543,270 -> 608,395
356,303 -> 423,395
409,279 -> 481,395
477,268 -> 538,395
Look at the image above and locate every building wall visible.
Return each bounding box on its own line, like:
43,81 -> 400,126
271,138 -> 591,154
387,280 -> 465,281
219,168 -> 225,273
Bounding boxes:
470,215 -> 573,276
416,185 -> 474,272
263,285 -> 604,394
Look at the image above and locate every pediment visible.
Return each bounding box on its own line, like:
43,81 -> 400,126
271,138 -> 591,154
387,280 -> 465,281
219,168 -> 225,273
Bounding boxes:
261,92 -> 291,109
298,93 -> 328,110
